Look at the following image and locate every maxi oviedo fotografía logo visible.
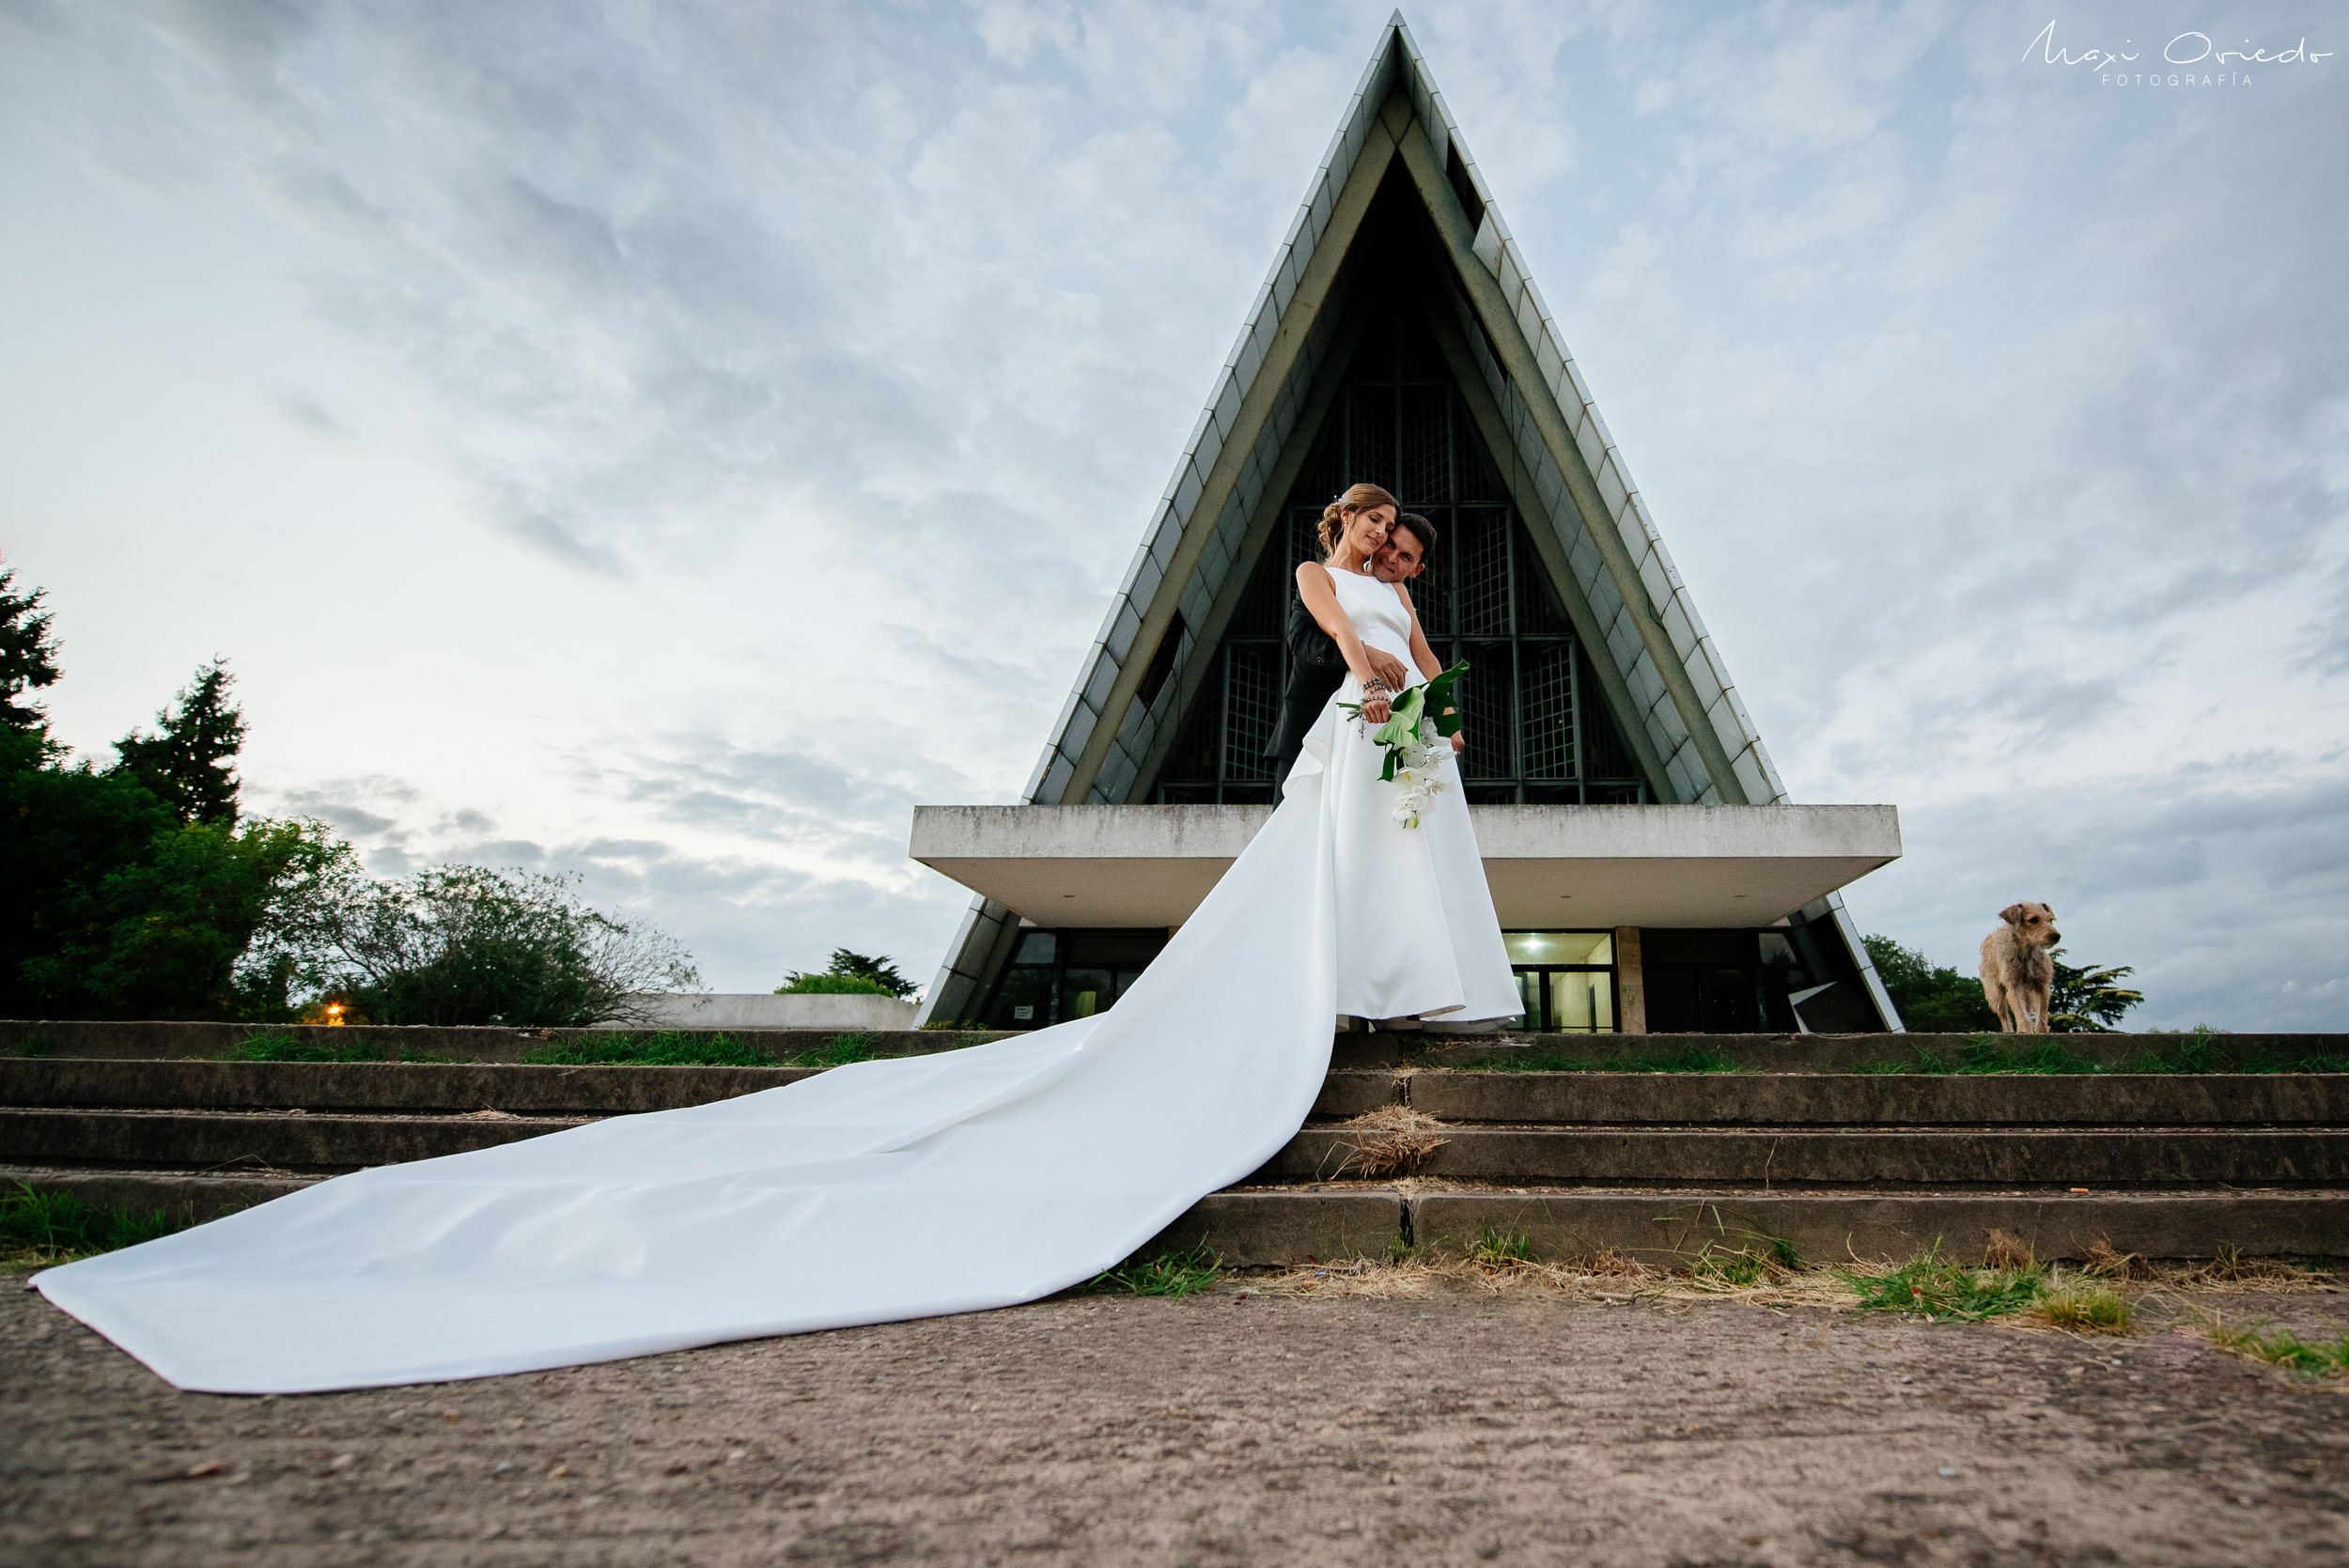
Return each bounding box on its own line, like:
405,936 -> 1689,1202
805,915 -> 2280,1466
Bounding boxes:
2025,19 -> 2331,86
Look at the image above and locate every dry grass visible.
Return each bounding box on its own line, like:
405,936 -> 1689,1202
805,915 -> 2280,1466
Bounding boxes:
1983,1230 -> 2035,1270
1249,1243 -> 1862,1311
2162,1246 -> 2335,1291
2082,1239 -> 2139,1279
1321,1107 -> 1450,1180
1241,1245 -> 2338,1327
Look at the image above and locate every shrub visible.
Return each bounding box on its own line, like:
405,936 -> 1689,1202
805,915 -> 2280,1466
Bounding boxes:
776,949 -> 917,999
259,863 -> 698,1029
775,972 -> 894,996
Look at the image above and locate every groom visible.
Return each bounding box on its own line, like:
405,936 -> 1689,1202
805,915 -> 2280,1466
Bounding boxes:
1264,512 -> 1438,788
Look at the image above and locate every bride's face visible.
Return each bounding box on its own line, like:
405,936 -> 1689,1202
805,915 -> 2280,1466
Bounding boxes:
1343,505 -> 1394,559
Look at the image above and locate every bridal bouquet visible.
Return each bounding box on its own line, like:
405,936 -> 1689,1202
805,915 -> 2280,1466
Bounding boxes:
1338,660 -> 1470,828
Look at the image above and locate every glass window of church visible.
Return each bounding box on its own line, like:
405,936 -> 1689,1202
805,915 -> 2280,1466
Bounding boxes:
980,929 -> 1168,1030
1150,307 -> 1650,805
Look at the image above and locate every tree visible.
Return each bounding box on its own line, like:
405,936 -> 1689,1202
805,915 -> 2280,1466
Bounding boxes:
113,660 -> 246,828
1860,934 -> 1999,1032
2049,951 -> 2144,1032
777,948 -> 916,999
263,863 -> 700,1028
0,565 -> 62,737
0,717 -> 342,1020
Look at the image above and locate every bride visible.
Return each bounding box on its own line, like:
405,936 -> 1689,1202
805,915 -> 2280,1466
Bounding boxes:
36,483 -> 1520,1394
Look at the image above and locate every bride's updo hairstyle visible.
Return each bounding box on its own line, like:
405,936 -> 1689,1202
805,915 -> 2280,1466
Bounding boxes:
1316,482 -> 1400,556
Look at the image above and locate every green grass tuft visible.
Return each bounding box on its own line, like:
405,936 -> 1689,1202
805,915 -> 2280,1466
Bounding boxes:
218,1030 -> 447,1064
1854,1026 -> 2349,1077
1841,1245 -> 2048,1320
1688,1232 -> 1799,1286
1850,1038 -> 2104,1076
1691,1244 -> 1769,1286
521,1032 -> 777,1067
1470,1224 -> 1534,1266
2,1184 -> 194,1266
1452,1044 -> 1747,1074
2201,1318 -> 2349,1374
1086,1239 -> 1222,1298
2032,1283 -> 2136,1335
794,1032 -> 878,1068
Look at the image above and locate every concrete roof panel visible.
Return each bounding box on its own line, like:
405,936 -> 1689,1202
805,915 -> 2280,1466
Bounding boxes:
910,803 -> 1899,930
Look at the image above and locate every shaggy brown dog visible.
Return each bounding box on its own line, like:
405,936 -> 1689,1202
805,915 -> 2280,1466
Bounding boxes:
1980,902 -> 2061,1033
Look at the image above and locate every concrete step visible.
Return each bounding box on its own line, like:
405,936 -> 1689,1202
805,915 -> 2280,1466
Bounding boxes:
0,1059 -> 822,1115
1412,1032 -> 2349,1073
0,1108 -> 591,1172
11,1060 -> 2342,1127
1273,1126 -> 2349,1189
1395,1189 -> 2349,1270
13,1105 -> 2339,1188
1399,1071 -> 2349,1126
0,1059 -> 1378,1121
0,1019 -> 1015,1064
12,1166 -> 2343,1270
1153,1188 -> 2349,1267
9,1019 -> 2346,1074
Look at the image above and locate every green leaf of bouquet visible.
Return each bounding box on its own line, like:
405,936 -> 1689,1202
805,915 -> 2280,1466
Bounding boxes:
1424,658 -> 1470,708
1371,688 -> 1425,749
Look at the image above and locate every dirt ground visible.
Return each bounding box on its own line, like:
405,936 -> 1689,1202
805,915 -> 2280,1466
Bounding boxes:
4,1277 -> 2345,1567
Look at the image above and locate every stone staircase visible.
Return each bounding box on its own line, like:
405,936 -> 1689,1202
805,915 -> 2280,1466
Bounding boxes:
3,1026 -> 2344,1270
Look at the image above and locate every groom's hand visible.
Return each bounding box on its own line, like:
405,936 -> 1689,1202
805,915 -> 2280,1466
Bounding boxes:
1365,648 -> 1409,690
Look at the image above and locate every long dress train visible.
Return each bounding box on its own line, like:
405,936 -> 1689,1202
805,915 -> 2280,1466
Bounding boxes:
34,569 -> 1517,1393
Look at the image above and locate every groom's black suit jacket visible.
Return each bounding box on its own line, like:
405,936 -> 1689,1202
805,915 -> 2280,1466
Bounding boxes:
1263,586 -> 1348,787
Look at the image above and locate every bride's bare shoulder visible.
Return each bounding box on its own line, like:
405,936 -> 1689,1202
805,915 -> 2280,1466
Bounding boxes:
1294,559 -> 1330,586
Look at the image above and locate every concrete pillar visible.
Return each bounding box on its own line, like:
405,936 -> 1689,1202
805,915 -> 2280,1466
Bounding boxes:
1613,927 -> 1646,1034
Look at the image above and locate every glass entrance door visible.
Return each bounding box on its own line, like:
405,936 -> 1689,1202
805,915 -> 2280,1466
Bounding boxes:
1503,931 -> 1617,1032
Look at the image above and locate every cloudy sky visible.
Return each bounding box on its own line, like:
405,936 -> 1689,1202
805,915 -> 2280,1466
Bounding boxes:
4,1 -> 2342,1026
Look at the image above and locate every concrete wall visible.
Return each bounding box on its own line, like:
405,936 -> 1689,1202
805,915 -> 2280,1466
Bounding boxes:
606,994 -> 920,1032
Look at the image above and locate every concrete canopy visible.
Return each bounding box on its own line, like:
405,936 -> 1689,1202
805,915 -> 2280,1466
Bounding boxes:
913,804 -> 1902,931
918,13 -> 1902,1030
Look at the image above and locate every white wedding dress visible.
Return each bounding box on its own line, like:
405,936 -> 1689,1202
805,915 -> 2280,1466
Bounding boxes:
37,567 -> 1517,1393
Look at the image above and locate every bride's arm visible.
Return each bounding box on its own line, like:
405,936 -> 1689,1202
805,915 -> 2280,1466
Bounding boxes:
1397,584 -> 1466,754
1295,562 -> 1392,722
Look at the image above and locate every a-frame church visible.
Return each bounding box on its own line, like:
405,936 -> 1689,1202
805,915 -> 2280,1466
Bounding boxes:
911,16 -> 1904,1036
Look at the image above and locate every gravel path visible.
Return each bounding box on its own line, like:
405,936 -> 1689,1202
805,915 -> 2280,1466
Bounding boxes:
5,1279 -> 2345,1565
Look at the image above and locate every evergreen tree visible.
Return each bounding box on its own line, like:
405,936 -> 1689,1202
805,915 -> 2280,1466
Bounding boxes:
1861,934 -> 1999,1032
0,566 -> 62,738
1865,933 -> 2145,1033
113,660 -> 247,828
776,948 -> 917,998
821,949 -> 916,998
2049,951 -> 2144,1032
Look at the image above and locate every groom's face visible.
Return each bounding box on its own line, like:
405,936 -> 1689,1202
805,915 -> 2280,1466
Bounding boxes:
1374,529 -> 1426,582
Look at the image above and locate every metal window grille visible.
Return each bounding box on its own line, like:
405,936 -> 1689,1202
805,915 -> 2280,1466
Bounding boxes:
1146,306 -> 1651,806
1221,643 -> 1279,784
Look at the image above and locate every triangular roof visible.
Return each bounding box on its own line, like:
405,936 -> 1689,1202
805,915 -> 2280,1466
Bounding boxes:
922,14 -> 1898,1029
